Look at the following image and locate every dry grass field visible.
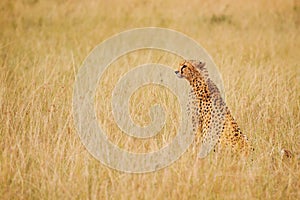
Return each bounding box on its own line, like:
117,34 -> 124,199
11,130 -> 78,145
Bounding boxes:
0,0 -> 299,199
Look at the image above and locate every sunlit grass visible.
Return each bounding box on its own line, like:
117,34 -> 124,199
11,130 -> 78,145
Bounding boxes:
0,0 -> 299,199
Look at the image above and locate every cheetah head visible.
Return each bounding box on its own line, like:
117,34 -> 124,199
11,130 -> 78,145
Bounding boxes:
175,60 -> 206,79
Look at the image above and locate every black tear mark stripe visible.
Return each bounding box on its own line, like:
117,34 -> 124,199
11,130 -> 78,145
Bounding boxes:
181,65 -> 187,73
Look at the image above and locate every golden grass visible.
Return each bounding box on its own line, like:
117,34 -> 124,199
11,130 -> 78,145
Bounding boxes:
0,0 -> 299,199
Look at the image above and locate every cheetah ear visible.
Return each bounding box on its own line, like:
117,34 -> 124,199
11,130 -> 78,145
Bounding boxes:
195,61 -> 206,70
195,61 -> 209,79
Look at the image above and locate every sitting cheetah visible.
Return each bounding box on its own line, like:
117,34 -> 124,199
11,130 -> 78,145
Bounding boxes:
175,60 -> 253,158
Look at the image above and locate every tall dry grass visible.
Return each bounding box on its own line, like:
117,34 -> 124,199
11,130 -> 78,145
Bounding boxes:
0,0 -> 299,199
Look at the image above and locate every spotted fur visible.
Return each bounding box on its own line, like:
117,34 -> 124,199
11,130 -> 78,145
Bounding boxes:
175,60 -> 253,157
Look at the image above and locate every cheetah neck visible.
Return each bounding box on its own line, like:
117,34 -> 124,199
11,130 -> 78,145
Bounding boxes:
187,73 -> 210,98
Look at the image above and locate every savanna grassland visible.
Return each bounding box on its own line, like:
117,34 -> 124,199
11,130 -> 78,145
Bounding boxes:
0,0 -> 299,199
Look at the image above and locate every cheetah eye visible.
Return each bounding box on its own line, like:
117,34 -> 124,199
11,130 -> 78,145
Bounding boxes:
181,64 -> 187,73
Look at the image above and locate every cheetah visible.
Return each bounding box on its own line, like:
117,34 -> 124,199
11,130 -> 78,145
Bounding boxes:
175,60 -> 253,158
